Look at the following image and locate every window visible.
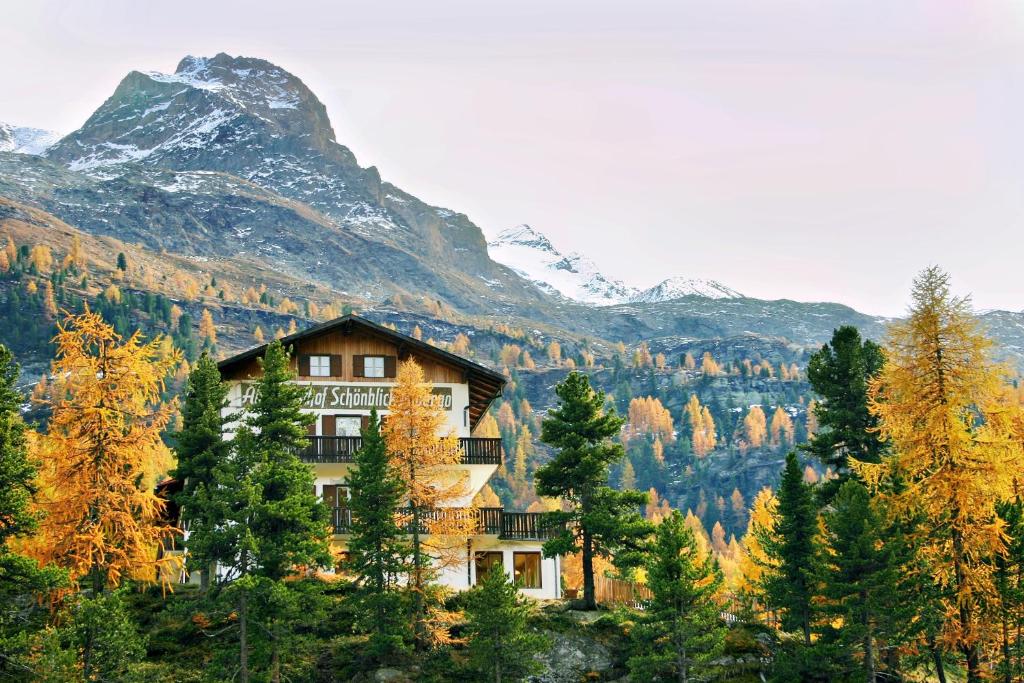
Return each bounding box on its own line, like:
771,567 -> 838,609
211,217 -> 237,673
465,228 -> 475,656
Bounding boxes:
364,355 -> 385,378
474,552 -> 504,584
309,355 -> 331,377
513,552 -> 542,589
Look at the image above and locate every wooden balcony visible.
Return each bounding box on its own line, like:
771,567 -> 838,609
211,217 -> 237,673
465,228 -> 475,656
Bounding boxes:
300,436 -> 502,465
330,506 -> 559,541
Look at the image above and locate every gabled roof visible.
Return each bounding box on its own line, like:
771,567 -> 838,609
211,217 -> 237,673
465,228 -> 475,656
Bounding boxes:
217,313 -> 507,429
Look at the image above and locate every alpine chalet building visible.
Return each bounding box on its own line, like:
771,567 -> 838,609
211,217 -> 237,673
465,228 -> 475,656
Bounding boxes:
217,314 -> 562,599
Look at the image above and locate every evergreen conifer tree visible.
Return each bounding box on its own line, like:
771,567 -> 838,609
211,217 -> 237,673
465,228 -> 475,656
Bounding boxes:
172,353 -> 230,591
535,372 -> 652,610
820,480 -> 897,682
0,345 -> 64,662
761,451 -> 819,645
628,510 -> 726,683
464,568 -> 549,683
347,408 -> 411,660
215,341 -> 331,683
803,325 -> 885,502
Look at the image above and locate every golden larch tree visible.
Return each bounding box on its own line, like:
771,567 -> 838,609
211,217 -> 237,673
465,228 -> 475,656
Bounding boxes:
736,486 -> 779,610
769,406 -> 794,448
383,358 -> 475,648
199,308 -> 217,344
855,267 -> 1024,682
743,406 -> 768,449
28,310 -> 182,593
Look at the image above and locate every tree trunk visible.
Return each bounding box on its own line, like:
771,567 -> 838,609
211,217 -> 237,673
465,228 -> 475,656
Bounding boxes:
1001,610 -> 1012,683
271,623 -> 281,683
239,591 -> 250,683
582,528 -> 596,610
929,635 -> 946,683
862,590 -> 875,683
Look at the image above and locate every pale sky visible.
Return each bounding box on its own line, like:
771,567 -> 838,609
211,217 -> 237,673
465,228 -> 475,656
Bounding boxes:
2,0 -> 1023,316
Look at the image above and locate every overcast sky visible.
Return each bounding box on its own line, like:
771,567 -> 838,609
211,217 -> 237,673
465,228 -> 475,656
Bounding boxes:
2,0 -> 1022,315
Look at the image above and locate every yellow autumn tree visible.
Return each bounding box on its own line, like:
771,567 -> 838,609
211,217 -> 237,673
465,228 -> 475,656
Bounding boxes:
769,406 -> 794,448
625,396 -> 675,445
854,267 -> 1024,682
547,340 -> 562,366
701,351 -> 721,376
743,406 -> 767,449
737,486 -> 779,609
685,394 -> 717,456
683,352 -> 696,371
253,325 -> 265,344
805,399 -> 819,439
30,244 -> 53,273
199,308 -> 217,345
383,358 -> 475,648
42,281 -> 58,318
0,248 -> 9,272
27,310 -> 182,593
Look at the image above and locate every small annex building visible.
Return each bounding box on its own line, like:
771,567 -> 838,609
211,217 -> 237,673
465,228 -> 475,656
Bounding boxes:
215,314 -> 562,599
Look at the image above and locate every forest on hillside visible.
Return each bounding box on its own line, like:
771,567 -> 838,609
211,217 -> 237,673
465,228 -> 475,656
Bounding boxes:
1,266 -> 1024,682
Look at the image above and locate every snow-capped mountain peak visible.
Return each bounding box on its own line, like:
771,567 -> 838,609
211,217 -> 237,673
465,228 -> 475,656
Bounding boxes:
0,123 -> 61,155
488,224 -> 742,306
488,225 -> 634,305
633,277 -> 743,302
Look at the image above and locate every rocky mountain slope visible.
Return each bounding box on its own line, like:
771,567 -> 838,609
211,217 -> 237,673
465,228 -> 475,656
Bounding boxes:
0,122 -> 60,155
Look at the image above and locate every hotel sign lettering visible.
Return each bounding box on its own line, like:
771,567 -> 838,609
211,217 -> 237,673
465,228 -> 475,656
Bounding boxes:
237,382 -> 454,412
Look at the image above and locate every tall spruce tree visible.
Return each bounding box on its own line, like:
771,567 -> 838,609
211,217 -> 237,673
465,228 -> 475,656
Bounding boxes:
803,325 -> 885,502
464,567 -> 549,683
535,372 -> 652,610
994,495 -> 1024,683
0,345 -> 64,666
347,409 -> 412,661
172,353 -> 230,591
760,451 -> 819,645
820,480 -> 897,682
214,341 -> 331,683
628,510 -> 726,683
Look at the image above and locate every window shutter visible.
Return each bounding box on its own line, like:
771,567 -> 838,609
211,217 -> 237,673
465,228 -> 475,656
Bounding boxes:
360,415 -> 370,431
330,354 -> 343,377
353,355 -> 365,377
322,414 -> 337,436
298,354 -> 311,376
306,421 -> 316,436
383,355 -> 397,378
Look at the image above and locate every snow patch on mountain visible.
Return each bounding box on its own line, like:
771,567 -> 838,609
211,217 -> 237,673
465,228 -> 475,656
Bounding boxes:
0,123 -> 61,155
488,224 -> 742,306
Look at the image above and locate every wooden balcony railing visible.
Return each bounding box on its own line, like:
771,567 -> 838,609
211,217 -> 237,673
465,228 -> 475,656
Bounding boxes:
329,506 -> 559,541
300,436 -> 502,465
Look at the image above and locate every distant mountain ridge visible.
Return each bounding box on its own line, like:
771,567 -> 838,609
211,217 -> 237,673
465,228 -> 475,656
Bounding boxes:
487,223 -> 742,305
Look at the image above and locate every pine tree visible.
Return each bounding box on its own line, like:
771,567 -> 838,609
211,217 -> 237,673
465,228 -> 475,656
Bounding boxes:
855,268 -> 1024,682
803,325 -> 885,501
0,345 -> 65,657
347,409 -> 412,661
761,452 -> 819,645
219,340 -> 331,682
464,568 -> 549,683
535,371 -> 652,610
820,480 -> 897,682
172,353 -> 230,591
116,252 -> 127,271
628,510 -> 727,683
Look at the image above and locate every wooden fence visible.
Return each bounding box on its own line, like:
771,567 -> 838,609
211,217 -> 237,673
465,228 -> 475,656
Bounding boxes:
594,575 -> 653,608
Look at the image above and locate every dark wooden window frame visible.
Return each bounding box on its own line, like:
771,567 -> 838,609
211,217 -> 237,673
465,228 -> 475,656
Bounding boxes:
512,551 -> 542,589
474,551 -> 504,585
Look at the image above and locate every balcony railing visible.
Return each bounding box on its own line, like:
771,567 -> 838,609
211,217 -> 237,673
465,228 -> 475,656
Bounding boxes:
329,506 -> 559,541
300,436 -> 502,465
